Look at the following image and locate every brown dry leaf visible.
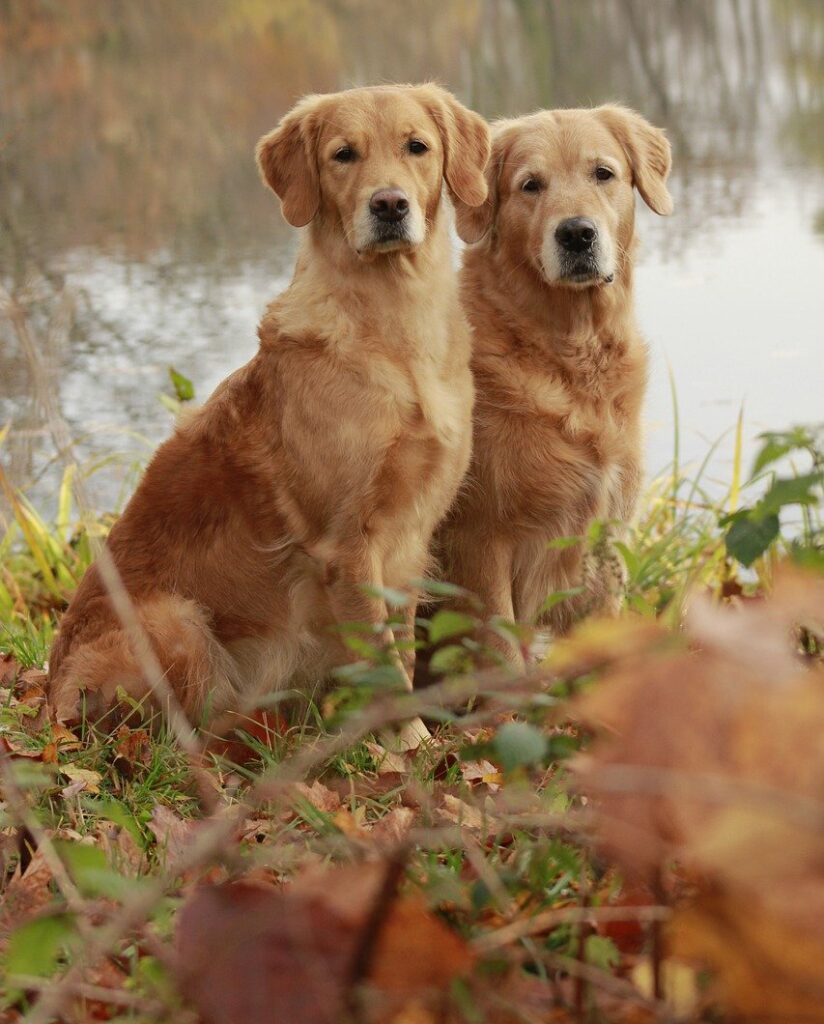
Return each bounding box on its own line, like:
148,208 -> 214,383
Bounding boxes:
365,740 -> 411,775
370,807 -> 416,845
369,895 -> 474,995
686,564 -> 824,679
95,821 -> 145,877
0,735 -> 47,760
0,848 -> 55,942
293,779 -> 342,814
15,684 -> 46,709
59,764 -> 102,795
672,891 -> 824,1022
332,807 -> 368,837
576,567 -> 824,1021
0,653 -> 21,686
547,616 -> 668,677
206,709 -> 288,765
51,723 -> 82,750
148,804 -> 196,863
74,957 -> 131,1021
111,725 -> 151,778
16,667 -> 47,690
460,759 -> 503,793
459,970 -> 566,1024
175,862 -> 473,1024
437,793 -> 491,831
176,879 -> 353,1024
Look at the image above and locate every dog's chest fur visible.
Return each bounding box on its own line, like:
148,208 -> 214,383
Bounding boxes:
344,326 -> 473,525
475,327 -> 645,529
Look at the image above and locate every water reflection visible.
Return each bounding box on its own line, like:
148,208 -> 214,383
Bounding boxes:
1,0 -> 822,509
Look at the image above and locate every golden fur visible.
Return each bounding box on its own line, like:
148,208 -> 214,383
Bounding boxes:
435,106 -> 673,663
47,84 -> 490,724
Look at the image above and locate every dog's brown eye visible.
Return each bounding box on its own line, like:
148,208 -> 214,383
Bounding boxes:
595,166 -> 614,181
333,146 -> 356,163
522,178 -> 542,193
408,139 -> 428,155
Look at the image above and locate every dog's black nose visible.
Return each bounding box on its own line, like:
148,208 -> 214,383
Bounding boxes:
555,217 -> 598,253
370,188 -> 409,223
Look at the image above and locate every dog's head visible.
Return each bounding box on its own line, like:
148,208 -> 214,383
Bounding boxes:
257,84 -> 490,258
457,106 -> 672,288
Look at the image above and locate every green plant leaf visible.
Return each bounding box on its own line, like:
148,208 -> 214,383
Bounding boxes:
725,512 -> 780,567
613,541 -> 640,579
7,913 -> 75,981
168,367 -> 194,402
751,426 -> 817,476
537,588 -> 584,617
428,610 -> 475,644
546,535 -> 581,551
429,644 -> 472,675
493,721 -> 548,772
585,934 -> 620,971
55,840 -> 145,899
759,473 -> 823,515
361,584 -> 411,608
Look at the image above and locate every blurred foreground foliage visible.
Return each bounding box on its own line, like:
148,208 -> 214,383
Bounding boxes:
0,420 -> 822,1023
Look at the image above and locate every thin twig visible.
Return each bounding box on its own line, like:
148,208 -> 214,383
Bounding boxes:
10,975 -> 165,1015
472,904 -> 672,954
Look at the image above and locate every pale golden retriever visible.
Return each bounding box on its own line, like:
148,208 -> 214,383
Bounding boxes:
47,84 -> 490,723
435,106 -> 672,664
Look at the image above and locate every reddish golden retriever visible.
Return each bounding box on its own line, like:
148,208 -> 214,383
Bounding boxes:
47,84 -> 490,723
436,106 -> 673,665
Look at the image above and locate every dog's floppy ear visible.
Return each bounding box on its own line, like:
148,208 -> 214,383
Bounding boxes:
597,105 -> 673,216
256,96 -> 322,228
417,85 -> 491,226
453,119 -> 517,244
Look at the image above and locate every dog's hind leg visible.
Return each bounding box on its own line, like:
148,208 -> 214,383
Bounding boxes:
47,594 -> 235,726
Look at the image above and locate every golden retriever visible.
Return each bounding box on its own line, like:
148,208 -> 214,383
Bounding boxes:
47,83 -> 490,724
434,106 -> 672,665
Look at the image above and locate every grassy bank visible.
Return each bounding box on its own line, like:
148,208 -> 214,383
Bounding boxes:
0,419 -> 822,1023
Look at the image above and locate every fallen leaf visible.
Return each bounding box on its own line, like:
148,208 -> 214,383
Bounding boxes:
206,709 -> 289,765
148,804 -> 195,864
576,568 -> 824,1021
294,780 -> 342,814
59,764 -> 101,795
112,726 -> 152,778
365,741 -> 410,776
175,862 -> 473,1024
460,759 -> 502,792
370,807 -> 416,845
51,724 -> 82,750
0,848 -> 55,942
0,735 -> 46,760
0,653 -> 21,686
436,794 -> 488,831
17,667 -> 47,688
95,822 -> 145,877
368,895 -> 474,995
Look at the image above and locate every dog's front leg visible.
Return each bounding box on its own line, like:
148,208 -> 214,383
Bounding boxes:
324,556 -> 412,690
397,601 -> 419,688
446,532 -> 524,671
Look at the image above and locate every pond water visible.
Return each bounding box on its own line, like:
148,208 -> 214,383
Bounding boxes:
1,0 -> 822,514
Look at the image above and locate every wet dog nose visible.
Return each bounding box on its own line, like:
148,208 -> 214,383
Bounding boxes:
555,217 -> 598,253
369,188 -> 409,223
